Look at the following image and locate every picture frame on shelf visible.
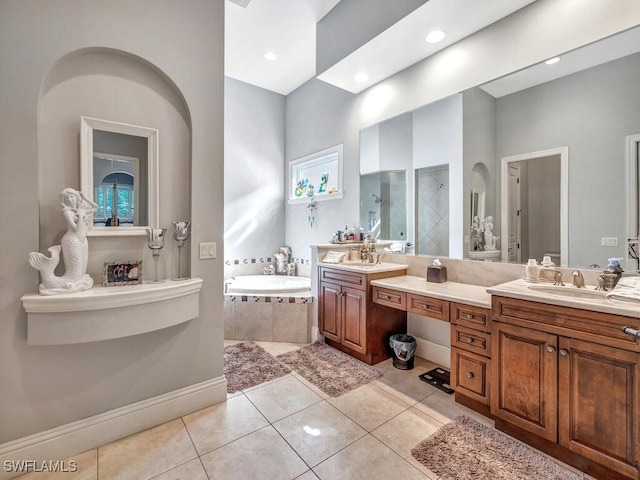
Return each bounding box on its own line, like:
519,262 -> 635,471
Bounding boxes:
103,260 -> 142,287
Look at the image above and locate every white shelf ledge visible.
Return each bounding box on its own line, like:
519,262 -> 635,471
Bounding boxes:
22,278 -> 203,345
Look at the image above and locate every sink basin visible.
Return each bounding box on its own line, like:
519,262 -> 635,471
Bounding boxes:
527,284 -> 607,300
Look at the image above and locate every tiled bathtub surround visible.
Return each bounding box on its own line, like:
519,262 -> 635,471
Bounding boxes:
224,294 -> 313,343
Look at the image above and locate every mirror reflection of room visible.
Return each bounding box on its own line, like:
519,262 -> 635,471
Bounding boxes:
359,171 -> 407,241
92,130 -> 148,227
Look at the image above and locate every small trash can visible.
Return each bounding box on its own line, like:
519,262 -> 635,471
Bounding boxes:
389,334 -> 416,370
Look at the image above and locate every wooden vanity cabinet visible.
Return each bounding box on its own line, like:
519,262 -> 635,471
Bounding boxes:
450,303 -> 492,413
318,267 -> 406,365
492,295 -> 640,479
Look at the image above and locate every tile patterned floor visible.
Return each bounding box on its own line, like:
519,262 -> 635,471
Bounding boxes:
16,341 -> 594,480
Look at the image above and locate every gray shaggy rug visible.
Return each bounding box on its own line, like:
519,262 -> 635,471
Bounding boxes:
411,416 -> 581,480
276,341 -> 382,397
224,342 -> 291,393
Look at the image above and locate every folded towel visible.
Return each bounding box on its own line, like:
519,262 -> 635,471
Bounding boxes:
606,276 -> 640,303
322,251 -> 346,264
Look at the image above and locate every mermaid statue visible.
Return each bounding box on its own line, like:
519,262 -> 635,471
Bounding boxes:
28,188 -> 98,295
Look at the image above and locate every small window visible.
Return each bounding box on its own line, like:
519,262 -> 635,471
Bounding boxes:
288,144 -> 344,204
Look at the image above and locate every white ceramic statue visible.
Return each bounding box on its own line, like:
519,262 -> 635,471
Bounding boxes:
28,188 -> 98,295
482,216 -> 500,251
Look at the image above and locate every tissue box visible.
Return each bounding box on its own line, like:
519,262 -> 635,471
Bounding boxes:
427,265 -> 447,283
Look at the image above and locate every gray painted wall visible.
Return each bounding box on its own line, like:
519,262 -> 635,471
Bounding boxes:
224,77 -> 286,262
316,0 -> 427,74
0,0 -> 224,443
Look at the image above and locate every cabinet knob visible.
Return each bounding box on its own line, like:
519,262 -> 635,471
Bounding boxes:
422,304 -> 428,309
465,337 -> 474,344
383,295 -> 390,300
466,313 -> 473,320
467,372 -> 474,379
546,345 -> 556,353
559,349 -> 569,357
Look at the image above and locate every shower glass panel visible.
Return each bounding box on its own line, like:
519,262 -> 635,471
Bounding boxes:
416,165 -> 449,256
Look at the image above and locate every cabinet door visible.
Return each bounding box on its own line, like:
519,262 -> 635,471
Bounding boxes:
319,282 -> 342,342
341,286 -> 367,354
558,337 -> 639,478
492,322 -> 558,442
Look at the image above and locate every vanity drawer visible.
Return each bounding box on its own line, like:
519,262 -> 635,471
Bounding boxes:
372,286 -> 406,310
407,294 -> 449,321
319,267 -> 366,290
451,347 -> 490,405
451,324 -> 491,357
451,302 -> 491,332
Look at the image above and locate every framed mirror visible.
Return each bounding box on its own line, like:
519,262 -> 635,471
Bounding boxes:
80,116 -> 159,236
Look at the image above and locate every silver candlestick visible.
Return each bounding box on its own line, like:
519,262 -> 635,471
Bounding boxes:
172,221 -> 190,280
146,228 -> 167,282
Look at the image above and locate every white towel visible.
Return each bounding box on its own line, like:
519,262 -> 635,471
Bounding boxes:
322,251 -> 346,264
606,276 -> 640,303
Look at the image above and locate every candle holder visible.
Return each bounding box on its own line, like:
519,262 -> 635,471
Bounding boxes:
172,221 -> 191,280
146,228 -> 167,283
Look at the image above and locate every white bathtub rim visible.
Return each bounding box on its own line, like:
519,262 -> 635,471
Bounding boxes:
225,275 -> 311,295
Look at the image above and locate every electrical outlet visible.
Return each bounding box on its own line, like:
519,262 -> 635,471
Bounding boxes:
601,237 -> 618,247
199,242 -> 216,259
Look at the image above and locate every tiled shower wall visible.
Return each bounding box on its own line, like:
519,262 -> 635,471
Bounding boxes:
416,165 -> 449,257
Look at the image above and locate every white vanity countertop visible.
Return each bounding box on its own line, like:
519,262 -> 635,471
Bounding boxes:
370,275 -> 491,309
318,261 -> 408,274
488,279 -> 640,319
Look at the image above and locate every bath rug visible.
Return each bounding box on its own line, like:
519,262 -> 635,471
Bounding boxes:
411,415 -> 581,480
276,341 -> 382,397
224,342 -> 291,393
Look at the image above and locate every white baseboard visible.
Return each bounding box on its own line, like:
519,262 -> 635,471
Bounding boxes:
415,336 -> 451,369
0,376 -> 227,480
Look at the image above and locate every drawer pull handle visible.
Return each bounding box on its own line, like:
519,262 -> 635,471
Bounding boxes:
383,295 -> 391,300
559,349 -> 569,357
465,337 -> 474,344
466,313 -> 473,320
422,304 -> 428,309
466,372 -> 474,379
622,326 -> 640,338
546,345 -> 556,353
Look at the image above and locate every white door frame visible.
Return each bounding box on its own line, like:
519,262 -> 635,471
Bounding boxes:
500,146 -> 569,266
626,134 -> 640,239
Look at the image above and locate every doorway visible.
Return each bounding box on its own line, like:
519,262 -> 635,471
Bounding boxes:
500,147 -> 568,266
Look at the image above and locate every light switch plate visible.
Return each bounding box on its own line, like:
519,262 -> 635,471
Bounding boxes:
199,242 -> 216,259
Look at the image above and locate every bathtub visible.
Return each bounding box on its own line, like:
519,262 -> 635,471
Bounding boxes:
224,275 -> 313,343
225,275 -> 311,295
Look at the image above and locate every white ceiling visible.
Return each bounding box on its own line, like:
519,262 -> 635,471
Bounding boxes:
225,0 -> 640,98
480,26 -> 640,97
225,0 -> 341,95
225,0 -> 536,95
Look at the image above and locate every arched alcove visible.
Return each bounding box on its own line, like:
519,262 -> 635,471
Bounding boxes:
38,48 -> 191,279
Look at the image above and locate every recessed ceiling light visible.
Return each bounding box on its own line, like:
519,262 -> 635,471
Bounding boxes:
264,51 -> 277,61
545,57 -> 560,65
425,30 -> 446,44
354,72 -> 369,83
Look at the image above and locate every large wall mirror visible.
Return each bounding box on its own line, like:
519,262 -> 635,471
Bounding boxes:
359,26 -> 640,270
80,116 -> 159,236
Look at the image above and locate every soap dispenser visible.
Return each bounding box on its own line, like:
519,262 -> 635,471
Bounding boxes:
602,257 -> 623,290
523,259 -> 540,282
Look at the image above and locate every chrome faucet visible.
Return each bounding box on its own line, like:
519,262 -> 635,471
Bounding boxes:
553,271 -> 564,286
572,270 -> 585,288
